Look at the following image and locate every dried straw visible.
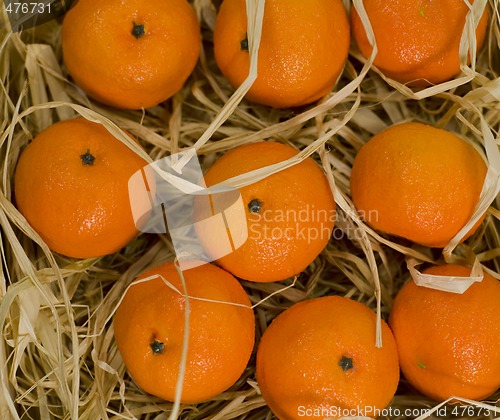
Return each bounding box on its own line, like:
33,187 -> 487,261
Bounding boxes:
0,0 -> 499,419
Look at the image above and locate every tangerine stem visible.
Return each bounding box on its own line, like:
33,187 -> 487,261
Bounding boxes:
248,198 -> 262,213
240,34 -> 249,51
338,355 -> 353,372
80,150 -> 95,166
150,339 -> 165,355
132,22 -> 145,39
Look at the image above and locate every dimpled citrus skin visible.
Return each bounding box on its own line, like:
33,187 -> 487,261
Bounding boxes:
113,261 -> 255,403
389,264 -> 500,401
350,122 -> 487,248
14,118 -> 148,258
213,0 -> 350,108
351,0 -> 489,85
194,142 -> 335,282
256,296 -> 400,419
61,0 -> 200,109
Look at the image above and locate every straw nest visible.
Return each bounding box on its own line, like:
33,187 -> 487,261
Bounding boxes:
0,0 -> 500,419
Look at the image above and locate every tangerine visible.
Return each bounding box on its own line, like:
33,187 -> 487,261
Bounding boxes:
194,142 -> 335,282
213,0 -> 350,108
113,261 -> 255,403
14,118 -> 149,258
350,122 -> 487,248
61,0 -> 200,109
389,264 -> 500,401
256,296 -> 400,419
351,0 -> 489,85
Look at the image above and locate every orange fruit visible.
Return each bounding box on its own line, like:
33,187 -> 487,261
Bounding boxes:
350,122 -> 487,248
351,0 -> 489,85
213,0 -> 350,108
14,118 -> 149,259
61,0 -> 200,109
256,296 -> 400,419
113,261 -> 255,403
194,142 -> 335,282
389,264 -> 500,401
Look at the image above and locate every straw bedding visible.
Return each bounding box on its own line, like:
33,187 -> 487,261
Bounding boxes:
0,0 -> 499,418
